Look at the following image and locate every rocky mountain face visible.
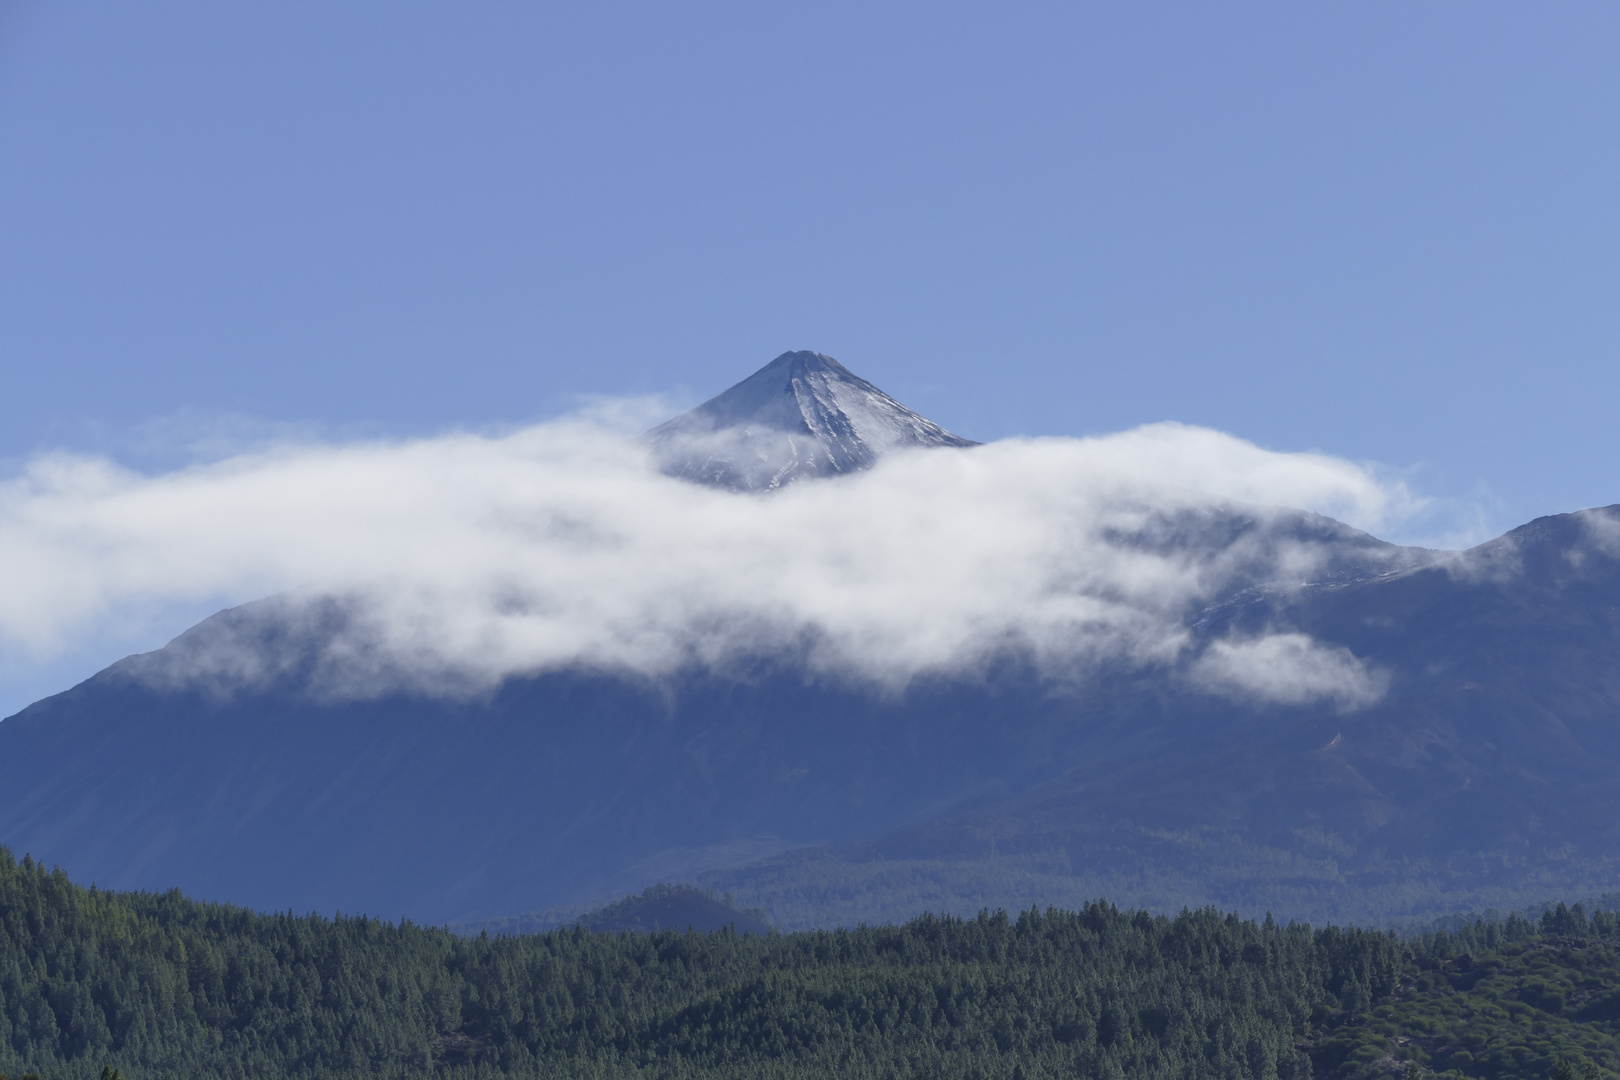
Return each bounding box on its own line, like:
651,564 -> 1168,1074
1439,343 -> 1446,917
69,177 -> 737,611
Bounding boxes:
1,356 -> 1618,930
649,350 -> 976,490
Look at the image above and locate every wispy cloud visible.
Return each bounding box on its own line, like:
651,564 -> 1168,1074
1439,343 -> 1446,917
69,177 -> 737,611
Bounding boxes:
0,411 -> 1433,707
1191,633 -> 1389,711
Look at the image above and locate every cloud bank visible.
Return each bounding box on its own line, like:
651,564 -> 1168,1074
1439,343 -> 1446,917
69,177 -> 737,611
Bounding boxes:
0,412 -> 1421,706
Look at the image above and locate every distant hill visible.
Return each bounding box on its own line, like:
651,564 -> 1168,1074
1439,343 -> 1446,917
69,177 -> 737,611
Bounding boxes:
1,353 -> 1619,930
466,884 -> 773,937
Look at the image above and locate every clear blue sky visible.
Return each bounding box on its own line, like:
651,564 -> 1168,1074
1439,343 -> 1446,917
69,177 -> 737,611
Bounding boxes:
3,1 -> 1618,531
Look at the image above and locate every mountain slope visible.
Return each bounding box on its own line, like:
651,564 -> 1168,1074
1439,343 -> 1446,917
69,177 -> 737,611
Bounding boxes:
1,352 -> 1618,930
2,507 -> 1615,927
699,507 -> 1620,928
0,506 -> 1430,924
650,350 -> 976,490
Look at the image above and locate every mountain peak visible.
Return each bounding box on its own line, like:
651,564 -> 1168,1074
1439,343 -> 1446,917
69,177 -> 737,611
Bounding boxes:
650,350 -> 976,491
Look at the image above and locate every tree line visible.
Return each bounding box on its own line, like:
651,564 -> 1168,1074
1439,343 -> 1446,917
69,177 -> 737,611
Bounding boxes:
2,847 -> 1615,1079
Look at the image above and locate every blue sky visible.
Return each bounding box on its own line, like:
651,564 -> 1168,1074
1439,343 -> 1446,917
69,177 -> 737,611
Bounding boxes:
1,2 -> 1618,711
4,2 -> 1618,519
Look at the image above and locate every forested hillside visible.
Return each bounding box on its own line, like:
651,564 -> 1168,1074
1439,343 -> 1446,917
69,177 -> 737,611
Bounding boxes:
2,847 -> 1617,1080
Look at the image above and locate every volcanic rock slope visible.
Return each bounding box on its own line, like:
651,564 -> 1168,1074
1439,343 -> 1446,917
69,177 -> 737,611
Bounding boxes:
2,352 -> 1619,928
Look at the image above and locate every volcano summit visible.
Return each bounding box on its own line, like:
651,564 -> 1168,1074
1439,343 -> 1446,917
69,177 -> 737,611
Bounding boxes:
650,350 -> 977,490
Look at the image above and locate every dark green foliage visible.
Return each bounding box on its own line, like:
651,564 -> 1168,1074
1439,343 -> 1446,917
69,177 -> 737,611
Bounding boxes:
0,846 -> 1390,1079
4,848 -> 1620,1080
1316,905 -> 1620,1080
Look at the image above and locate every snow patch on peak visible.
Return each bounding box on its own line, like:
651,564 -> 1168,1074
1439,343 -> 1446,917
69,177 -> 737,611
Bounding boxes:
651,351 -> 977,491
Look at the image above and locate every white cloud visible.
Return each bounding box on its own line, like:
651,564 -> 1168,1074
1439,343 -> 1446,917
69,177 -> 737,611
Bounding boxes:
1190,633 -> 1389,711
1579,507 -> 1620,558
0,413 -> 1421,705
